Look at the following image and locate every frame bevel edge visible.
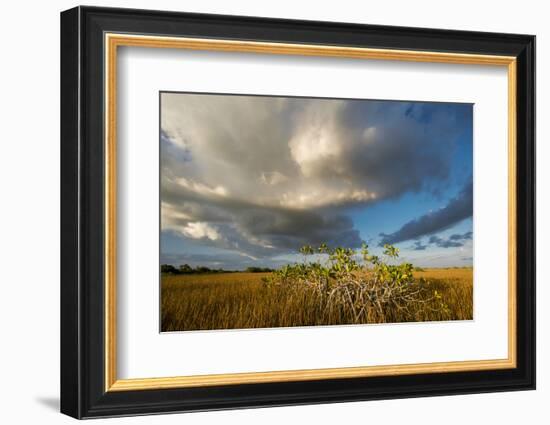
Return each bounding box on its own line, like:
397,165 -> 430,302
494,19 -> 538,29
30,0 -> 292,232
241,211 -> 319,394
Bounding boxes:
79,5 -> 537,47
104,27 -> 118,394
516,35 -> 536,390
60,6 -> 84,420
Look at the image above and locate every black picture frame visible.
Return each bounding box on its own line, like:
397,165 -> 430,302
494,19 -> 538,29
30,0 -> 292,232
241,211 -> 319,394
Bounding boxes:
61,5 -> 535,419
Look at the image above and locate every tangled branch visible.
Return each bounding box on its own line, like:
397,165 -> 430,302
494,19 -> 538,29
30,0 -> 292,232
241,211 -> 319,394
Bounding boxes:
263,243 -> 449,323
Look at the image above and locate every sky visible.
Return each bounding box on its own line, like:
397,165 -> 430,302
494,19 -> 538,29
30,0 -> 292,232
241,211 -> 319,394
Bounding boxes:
160,92 -> 473,269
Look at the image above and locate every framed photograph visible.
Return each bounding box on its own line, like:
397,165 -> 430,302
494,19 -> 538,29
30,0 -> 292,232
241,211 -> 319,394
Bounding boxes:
60,6 -> 535,419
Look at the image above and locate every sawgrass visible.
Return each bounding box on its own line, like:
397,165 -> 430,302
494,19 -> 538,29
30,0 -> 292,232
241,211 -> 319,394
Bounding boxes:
161,268 -> 473,331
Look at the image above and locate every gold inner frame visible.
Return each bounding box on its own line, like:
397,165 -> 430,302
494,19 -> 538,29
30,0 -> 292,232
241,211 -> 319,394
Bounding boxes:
104,33 -> 517,392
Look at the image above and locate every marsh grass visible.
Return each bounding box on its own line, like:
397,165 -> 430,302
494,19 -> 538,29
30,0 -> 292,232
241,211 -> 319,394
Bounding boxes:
161,268 -> 473,331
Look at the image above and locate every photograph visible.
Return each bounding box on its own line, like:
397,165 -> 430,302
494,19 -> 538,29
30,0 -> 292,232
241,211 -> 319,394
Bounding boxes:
160,92 -> 474,331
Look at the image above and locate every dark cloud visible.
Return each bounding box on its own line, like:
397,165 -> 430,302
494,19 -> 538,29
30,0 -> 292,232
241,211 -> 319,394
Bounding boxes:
411,240 -> 428,251
428,235 -> 462,248
428,231 -> 472,248
236,208 -> 362,252
449,231 -> 473,241
161,178 -> 362,258
407,230 -> 473,251
379,179 -> 473,246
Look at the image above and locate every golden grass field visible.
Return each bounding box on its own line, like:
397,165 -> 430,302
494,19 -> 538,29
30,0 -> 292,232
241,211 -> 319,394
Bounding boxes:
161,268 -> 473,332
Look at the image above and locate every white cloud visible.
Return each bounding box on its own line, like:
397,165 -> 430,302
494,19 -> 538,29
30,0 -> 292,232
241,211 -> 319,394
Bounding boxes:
175,177 -> 228,197
277,187 -> 377,209
180,222 -> 220,241
288,101 -> 344,177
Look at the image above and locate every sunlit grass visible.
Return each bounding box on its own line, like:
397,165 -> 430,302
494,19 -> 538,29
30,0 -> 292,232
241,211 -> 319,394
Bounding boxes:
161,268 -> 473,332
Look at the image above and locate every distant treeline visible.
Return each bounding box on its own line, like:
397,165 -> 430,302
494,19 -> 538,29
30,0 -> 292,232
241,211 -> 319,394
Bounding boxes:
161,264 -> 274,275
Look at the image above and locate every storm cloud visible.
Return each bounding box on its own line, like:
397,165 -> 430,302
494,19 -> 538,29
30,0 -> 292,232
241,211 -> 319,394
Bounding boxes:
429,233 -> 468,248
161,92 -> 471,260
412,240 -> 428,251
379,179 -> 473,246
408,231 -> 472,251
